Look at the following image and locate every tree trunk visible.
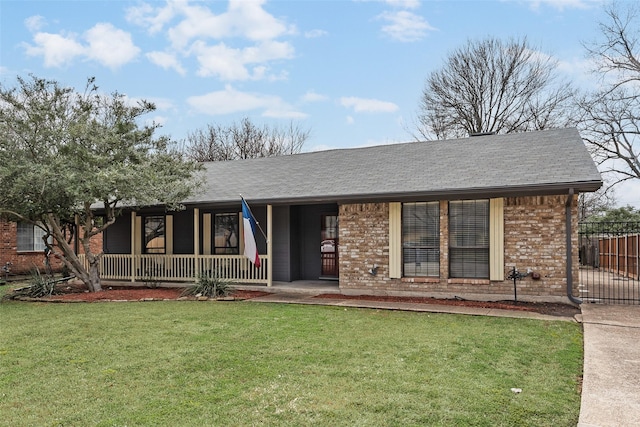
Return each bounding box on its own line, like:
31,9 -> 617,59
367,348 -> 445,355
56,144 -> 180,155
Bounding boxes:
87,257 -> 102,292
45,214 -> 103,292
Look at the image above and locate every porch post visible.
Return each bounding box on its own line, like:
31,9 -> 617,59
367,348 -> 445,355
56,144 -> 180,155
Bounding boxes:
130,211 -> 136,283
194,208 -> 200,278
267,204 -> 273,287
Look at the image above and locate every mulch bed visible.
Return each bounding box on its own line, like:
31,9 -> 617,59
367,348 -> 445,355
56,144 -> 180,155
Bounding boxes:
29,283 -> 270,302
8,282 -> 581,317
314,293 -> 581,317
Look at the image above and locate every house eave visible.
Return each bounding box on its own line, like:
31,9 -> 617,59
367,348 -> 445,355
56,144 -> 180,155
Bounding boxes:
180,180 -> 603,209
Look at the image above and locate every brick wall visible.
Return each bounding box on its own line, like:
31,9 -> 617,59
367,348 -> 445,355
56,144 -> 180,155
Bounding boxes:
0,219 -> 103,276
338,196 -> 579,303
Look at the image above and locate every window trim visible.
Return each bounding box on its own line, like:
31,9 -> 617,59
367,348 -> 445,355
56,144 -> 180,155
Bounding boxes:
143,215 -> 166,254
402,201 -> 440,277
17,222 -> 50,252
448,199 -> 490,279
213,212 -> 240,255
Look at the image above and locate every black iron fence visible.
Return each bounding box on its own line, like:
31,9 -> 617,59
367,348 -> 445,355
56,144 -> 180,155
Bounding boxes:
579,221 -> 640,304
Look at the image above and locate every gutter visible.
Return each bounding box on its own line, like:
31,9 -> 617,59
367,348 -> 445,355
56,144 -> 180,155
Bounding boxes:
566,188 -> 582,305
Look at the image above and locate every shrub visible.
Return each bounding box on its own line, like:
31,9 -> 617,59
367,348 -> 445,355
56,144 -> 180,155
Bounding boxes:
181,273 -> 232,298
10,268 -> 58,299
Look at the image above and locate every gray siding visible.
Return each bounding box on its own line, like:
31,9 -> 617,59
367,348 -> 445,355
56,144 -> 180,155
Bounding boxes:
172,210 -> 194,254
103,215 -> 130,254
295,204 -> 337,280
272,206 -> 292,282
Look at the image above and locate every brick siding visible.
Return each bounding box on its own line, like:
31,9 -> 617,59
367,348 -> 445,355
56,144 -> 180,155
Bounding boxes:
338,196 -> 579,303
0,219 -> 103,276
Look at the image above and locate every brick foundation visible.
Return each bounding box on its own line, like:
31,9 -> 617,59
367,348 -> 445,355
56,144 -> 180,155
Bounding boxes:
338,196 -> 579,303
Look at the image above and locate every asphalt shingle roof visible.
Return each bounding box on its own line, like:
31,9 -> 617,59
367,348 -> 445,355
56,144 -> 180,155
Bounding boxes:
187,127 -> 602,206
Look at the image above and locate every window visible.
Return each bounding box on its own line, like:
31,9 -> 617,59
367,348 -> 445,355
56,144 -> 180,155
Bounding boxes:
449,200 -> 489,279
402,202 -> 440,276
214,213 -> 239,254
144,216 -> 165,254
17,222 -> 49,252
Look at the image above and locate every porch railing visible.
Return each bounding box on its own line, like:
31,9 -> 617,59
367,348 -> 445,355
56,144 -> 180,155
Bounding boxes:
78,254 -> 268,284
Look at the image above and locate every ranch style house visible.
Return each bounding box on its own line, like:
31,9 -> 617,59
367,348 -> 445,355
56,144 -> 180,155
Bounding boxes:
96,127 -> 601,303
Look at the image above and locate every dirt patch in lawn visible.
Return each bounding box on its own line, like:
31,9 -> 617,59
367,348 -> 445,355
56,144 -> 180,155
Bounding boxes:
314,293 -> 580,317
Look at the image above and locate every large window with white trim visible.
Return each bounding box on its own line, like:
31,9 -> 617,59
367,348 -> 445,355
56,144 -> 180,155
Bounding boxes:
402,202 -> 440,276
17,222 -> 49,252
449,200 -> 489,279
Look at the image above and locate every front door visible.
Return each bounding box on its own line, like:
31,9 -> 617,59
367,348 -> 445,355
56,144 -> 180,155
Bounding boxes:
320,214 -> 338,277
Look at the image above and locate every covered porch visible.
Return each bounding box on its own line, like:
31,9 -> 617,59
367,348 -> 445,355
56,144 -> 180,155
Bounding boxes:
91,202 -> 340,286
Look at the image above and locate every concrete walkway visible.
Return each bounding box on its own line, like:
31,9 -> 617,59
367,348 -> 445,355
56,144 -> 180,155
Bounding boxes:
578,304 -> 640,427
239,283 -> 640,427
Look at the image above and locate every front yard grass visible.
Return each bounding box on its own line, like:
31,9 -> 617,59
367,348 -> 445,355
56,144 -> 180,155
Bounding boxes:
0,299 -> 582,426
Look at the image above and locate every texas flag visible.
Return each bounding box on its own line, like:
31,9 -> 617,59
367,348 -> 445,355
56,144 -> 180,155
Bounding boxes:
241,198 -> 261,268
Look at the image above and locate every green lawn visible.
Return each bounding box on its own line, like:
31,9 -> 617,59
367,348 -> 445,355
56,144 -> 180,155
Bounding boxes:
0,294 -> 582,426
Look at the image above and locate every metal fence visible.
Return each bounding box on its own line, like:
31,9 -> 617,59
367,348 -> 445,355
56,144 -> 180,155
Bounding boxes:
579,221 -> 640,304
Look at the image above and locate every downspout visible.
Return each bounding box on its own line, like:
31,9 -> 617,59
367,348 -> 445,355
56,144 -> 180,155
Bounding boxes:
566,188 -> 582,305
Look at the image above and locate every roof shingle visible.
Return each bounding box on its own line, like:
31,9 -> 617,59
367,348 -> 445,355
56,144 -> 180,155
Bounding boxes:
188,127 -> 602,206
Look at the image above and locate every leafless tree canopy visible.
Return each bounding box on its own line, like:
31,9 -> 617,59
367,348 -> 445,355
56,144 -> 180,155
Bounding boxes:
184,117 -> 310,162
417,37 -> 575,140
578,2 -> 640,187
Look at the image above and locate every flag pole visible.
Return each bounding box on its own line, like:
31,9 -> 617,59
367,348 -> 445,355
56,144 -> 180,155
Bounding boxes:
240,194 -> 268,242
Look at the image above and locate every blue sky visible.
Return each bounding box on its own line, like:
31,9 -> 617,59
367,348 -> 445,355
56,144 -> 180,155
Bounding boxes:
1,0 -> 639,207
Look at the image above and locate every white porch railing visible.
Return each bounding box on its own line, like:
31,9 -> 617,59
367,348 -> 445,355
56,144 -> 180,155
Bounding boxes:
78,254 -> 268,284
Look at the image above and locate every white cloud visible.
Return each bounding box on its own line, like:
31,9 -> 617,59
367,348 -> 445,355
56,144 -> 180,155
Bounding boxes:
301,91 -> 328,103
190,40 -> 294,81
133,0 -> 294,49
528,0 -> 594,12
147,115 -> 168,127
128,0 -> 296,80
23,23 -> 139,69
383,0 -> 421,9
346,116 -> 355,125
377,10 -> 436,42
340,96 -> 399,113
187,85 -> 305,118
84,23 -> 140,69
141,96 -> 175,112
305,29 -> 328,38
24,32 -> 85,68
24,15 -> 46,32
125,1 -> 179,34
147,51 -> 186,75
263,107 -> 308,119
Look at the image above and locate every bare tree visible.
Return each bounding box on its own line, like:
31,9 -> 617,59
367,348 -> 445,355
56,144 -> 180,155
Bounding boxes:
184,117 -> 310,162
578,2 -> 640,188
578,186 -> 616,221
416,37 -> 575,140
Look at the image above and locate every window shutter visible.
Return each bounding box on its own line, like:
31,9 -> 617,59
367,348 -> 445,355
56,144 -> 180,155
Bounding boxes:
389,202 -> 402,278
203,213 -> 212,255
489,198 -> 504,281
166,215 -> 174,255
